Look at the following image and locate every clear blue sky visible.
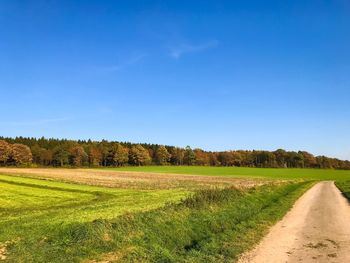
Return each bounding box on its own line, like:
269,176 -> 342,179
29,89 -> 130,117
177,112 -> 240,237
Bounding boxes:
1,1 -> 349,160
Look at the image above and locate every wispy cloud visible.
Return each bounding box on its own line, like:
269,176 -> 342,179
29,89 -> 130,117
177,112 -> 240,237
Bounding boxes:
127,53 -> 148,65
0,117 -> 73,126
169,40 -> 219,59
98,65 -> 123,73
98,53 -> 148,73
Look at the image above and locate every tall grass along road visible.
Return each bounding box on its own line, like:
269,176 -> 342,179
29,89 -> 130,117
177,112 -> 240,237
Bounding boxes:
239,181 -> 350,263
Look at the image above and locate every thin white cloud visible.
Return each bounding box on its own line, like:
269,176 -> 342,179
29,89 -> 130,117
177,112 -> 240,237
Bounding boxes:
98,65 -> 123,73
127,53 -> 147,65
0,117 -> 73,126
98,53 -> 148,73
169,40 -> 219,59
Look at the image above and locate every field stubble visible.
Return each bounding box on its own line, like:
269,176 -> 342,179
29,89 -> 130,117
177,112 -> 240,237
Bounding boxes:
0,168 -> 271,190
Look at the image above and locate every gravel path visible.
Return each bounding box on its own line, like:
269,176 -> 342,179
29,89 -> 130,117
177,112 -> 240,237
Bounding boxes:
239,181 -> 350,263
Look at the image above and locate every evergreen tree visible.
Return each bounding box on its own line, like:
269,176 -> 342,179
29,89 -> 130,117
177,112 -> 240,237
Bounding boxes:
183,146 -> 196,165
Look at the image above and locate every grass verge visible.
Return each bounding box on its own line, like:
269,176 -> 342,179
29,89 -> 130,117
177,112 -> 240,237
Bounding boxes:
4,181 -> 313,262
335,180 -> 350,200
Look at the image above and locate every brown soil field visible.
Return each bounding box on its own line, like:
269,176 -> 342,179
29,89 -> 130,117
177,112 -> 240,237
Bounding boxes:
0,168 -> 269,189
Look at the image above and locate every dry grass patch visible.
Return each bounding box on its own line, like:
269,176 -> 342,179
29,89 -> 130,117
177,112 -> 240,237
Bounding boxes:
0,243 -> 7,261
0,168 -> 271,190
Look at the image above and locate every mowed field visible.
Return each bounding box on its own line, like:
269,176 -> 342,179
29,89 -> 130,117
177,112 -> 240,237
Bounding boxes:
0,167 -> 350,262
0,173 -> 189,262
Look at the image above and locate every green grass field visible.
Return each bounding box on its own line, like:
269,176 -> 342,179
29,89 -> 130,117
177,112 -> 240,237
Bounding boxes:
1,166 -> 349,262
0,172 -> 312,262
0,174 -> 189,261
105,166 -> 350,181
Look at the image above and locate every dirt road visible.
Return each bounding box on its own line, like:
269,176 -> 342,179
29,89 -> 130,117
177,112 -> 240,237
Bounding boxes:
239,181 -> 350,262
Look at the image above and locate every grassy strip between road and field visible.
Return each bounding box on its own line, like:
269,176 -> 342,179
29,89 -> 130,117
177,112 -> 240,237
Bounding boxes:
4,180 -> 313,262
335,180 -> 350,200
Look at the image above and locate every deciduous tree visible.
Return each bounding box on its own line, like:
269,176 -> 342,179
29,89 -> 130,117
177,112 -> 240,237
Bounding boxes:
155,145 -> 171,165
300,151 -> 317,168
88,146 -> 102,166
194,149 -> 210,166
70,145 -> 88,166
41,149 -> 53,166
129,145 -> 151,166
0,140 -> 11,165
11,143 -> 32,165
170,147 -> 184,165
0,136 -> 349,170
112,143 -> 129,166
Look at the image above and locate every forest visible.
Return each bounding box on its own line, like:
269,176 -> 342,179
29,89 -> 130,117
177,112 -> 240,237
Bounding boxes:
0,136 -> 349,169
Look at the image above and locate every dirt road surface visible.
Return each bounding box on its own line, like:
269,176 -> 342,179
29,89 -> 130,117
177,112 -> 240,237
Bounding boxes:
239,181 -> 350,263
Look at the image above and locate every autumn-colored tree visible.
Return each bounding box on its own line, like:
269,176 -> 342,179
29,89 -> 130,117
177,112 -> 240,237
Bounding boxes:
170,147 -> 184,165
148,148 -> 155,161
41,149 -> 53,166
11,143 -> 32,165
231,151 -> 243,166
299,151 -> 317,168
238,151 -> 255,167
217,152 -> 233,166
155,145 -> 171,165
88,146 -> 103,166
0,136 -> 349,170
112,143 -> 129,166
274,149 -> 287,168
194,149 -> 210,166
0,140 -> 11,165
208,152 -> 219,166
70,145 -> 88,166
129,145 -> 151,166
316,156 -> 333,169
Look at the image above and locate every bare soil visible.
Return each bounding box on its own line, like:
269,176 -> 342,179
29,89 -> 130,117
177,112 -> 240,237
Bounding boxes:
239,181 -> 350,263
0,168 -> 268,189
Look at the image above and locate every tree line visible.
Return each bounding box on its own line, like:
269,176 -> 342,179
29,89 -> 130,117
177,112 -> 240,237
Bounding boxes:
0,136 -> 349,169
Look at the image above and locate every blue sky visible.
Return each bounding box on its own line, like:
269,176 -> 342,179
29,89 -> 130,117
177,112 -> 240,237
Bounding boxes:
0,0 -> 349,160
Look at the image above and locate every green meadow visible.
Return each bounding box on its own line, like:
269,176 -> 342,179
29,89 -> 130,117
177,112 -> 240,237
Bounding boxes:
0,172 -> 313,262
1,166 -> 350,262
106,166 -> 350,181
0,174 -> 188,225
0,174 -> 188,261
